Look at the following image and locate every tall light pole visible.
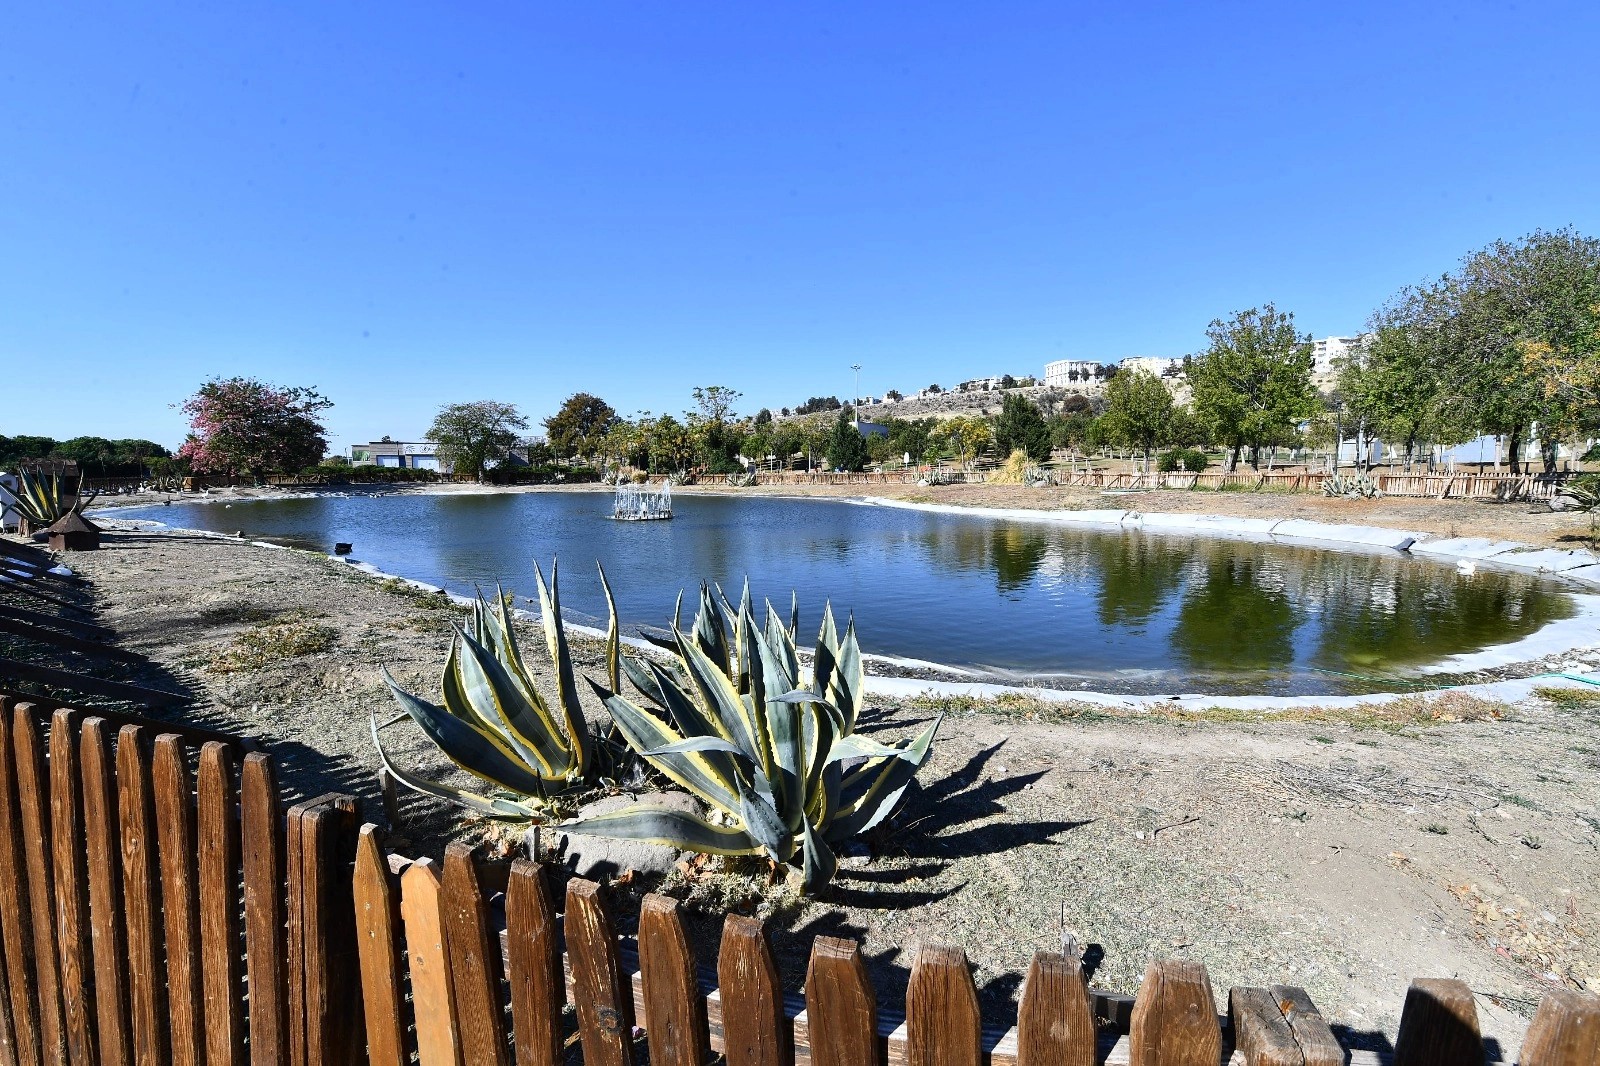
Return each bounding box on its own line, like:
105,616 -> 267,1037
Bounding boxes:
851,364 -> 862,428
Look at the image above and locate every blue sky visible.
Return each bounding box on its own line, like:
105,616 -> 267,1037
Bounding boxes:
4,3 -> 1598,453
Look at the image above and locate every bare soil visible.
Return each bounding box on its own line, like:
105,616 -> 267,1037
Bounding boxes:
19,526 -> 1600,1056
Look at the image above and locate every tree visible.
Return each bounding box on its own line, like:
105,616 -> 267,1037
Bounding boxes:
932,416 -> 991,468
429,401 -> 529,481
795,396 -> 842,415
825,410 -> 869,471
1099,370 -> 1175,464
1335,318 -> 1459,470
992,392 -> 1052,462
753,408 -> 773,427
885,389 -> 903,402
999,374 -> 1017,389
178,377 -> 331,480
543,393 -> 616,462
1185,305 -> 1318,470
691,385 -> 742,424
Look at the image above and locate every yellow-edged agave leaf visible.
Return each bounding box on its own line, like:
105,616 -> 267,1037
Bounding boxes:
371,713 -> 544,820
737,781 -> 791,862
598,562 -> 621,694
676,630 -> 766,768
799,819 -> 838,893
454,626 -> 572,778
382,670 -> 553,797
563,803 -> 762,856
762,600 -> 801,688
532,560 -> 591,777
827,714 -> 943,842
593,680 -> 742,815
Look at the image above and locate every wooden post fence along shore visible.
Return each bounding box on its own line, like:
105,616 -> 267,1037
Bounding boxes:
0,696 -> 1596,1066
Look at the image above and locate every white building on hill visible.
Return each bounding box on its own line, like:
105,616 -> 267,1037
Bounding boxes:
1119,356 -> 1184,378
1043,359 -> 1102,387
1312,336 -> 1362,375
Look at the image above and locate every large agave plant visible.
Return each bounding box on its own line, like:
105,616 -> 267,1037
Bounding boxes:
566,584 -> 942,893
1,469 -> 96,527
373,560 -> 617,818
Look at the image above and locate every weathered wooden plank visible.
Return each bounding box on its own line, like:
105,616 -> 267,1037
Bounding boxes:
0,699 -> 42,1066
504,861 -> 562,1066
638,894 -> 709,1066
0,603 -> 110,642
116,725 -> 169,1066
803,936 -> 878,1066
442,844 -> 511,1066
0,616 -> 143,663
154,735 -> 206,1066
286,796 -> 363,1066
241,753 -> 288,1066
79,717 -> 131,1066
1393,979 -> 1481,1066
1229,988 -> 1301,1066
13,706 -> 68,1066
719,914 -> 789,1066
0,924 -> 14,1066
197,742 -> 245,1066
353,825 -> 409,1066
1017,951 -> 1093,1066
906,944 -> 981,1066
1519,989 -> 1599,1066
0,661 -> 187,708
1266,985 -> 1342,1066
48,709 -> 96,1066
1128,961 -> 1221,1066
400,859 -> 462,1066
566,878 -> 635,1066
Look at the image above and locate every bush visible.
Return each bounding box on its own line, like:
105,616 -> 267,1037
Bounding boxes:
1157,448 -> 1209,473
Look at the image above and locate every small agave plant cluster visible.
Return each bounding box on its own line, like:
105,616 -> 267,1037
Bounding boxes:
375,561 -> 941,893
0,469 -> 97,530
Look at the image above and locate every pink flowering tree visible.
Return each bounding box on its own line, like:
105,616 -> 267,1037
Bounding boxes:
178,377 -> 332,480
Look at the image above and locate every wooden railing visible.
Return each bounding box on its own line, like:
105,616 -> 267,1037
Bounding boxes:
2,696 -> 1596,1066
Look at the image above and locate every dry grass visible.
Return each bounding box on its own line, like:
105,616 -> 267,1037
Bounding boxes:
208,616 -> 340,673
1534,684 -> 1600,711
907,688 -> 1510,732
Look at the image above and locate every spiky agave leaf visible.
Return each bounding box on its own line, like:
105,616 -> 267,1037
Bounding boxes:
370,712 -> 544,820
563,802 -> 762,856
532,560 -> 591,778
381,670 -> 553,797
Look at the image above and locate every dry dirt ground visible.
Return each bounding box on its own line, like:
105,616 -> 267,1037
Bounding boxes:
12,527 -> 1600,1058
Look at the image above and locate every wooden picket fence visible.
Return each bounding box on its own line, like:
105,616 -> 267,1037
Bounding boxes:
2,696 -> 1598,1066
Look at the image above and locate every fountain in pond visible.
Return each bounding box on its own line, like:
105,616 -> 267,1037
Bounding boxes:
612,479 -> 673,521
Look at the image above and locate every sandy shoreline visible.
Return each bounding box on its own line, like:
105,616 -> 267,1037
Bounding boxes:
14,526 -> 1598,1050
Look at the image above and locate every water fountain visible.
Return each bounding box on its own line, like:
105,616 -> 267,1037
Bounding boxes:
612,479 -> 673,520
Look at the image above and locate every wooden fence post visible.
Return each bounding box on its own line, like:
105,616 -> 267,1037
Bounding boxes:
116,725 -> 168,1066
1017,951 -> 1093,1066
153,735 -> 205,1066
197,743 -> 246,1066
79,718 -> 131,1066
907,944 -> 981,1066
353,826 -> 410,1066
565,878 -> 635,1066
12,707 -> 66,1066
441,844 -> 511,1066
286,796 -> 363,1066
48,709 -> 96,1066
1128,960 -> 1221,1066
718,914 -> 788,1066
0,700 -> 43,1066
1229,987 -> 1301,1066
638,894 -> 709,1066
1520,989 -> 1599,1066
400,859 -> 460,1066
1268,985 -> 1343,1066
803,936 -> 878,1066
505,861 -> 562,1066
241,753 -> 288,1066
1393,979 -> 1481,1066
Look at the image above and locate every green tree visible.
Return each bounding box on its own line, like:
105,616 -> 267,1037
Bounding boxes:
691,385 -> 742,424
1335,321 -> 1452,470
992,392 -> 1052,462
932,415 -> 991,468
1098,369 -> 1174,465
825,410 -> 870,471
1185,304 -> 1318,470
428,400 -> 529,481
543,393 -> 617,462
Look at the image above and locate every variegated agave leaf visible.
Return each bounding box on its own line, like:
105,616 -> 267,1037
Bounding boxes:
373,562 -> 609,819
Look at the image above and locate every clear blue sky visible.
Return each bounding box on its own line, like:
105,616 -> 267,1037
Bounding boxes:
4,3 -> 1598,453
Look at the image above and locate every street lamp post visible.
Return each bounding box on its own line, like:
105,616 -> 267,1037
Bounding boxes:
851,364 -> 862,427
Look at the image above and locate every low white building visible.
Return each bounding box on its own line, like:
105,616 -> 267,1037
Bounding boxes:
349,440 -> 450,472
1119,356 -> 1184,379
1043,359 -> 1102,387
1311,336 -> 1362,375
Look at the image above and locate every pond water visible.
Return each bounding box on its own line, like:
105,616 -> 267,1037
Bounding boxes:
118,490 -> 1576,696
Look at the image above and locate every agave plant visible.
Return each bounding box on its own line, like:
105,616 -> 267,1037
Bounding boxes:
372,560 -> 618,818
566,584 -> 941,893
1,469 -> 96,528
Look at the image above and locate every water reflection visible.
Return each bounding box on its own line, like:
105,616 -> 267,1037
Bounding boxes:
120,493 -> 1577,695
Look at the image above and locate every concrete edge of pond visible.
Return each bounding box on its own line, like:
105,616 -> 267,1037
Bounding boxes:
91,510 -> 1600,713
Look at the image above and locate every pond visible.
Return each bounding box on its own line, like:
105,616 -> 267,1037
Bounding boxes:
117,490 -> 1577,696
